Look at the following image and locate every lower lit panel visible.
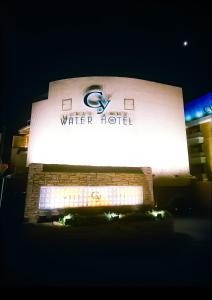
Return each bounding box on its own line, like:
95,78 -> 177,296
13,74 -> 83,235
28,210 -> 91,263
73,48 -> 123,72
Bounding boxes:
39,186 -> 143,209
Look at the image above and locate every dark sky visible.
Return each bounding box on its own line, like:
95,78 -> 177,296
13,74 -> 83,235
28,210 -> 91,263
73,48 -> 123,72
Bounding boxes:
1,1 -> 211,139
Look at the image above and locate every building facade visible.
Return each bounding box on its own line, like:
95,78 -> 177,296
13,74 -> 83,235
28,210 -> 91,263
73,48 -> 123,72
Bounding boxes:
28,77 -> 189,175
11,124 -> 30,174
185,92 -> 212,181
11,76 -> 191,221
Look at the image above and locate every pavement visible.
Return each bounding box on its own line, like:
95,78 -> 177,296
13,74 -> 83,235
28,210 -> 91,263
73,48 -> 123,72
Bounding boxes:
174,217 -> 211,241
0,216 -> 211,287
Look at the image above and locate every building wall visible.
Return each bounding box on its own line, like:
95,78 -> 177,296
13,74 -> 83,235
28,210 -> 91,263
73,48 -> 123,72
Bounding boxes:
11,126 -> 30,174
185,92 -> 212,181
12,135 -> 29,148
191,181 -> 212,213
11,148 -> 27,173
25,164 -> 154,222
187,116 -> 212,181
201,121 -> 212,178
27,77 -> 189,177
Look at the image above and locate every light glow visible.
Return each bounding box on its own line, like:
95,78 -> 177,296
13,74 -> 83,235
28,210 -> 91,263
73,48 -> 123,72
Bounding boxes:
184,92 -> 212,122
39,186 -> 143,210
58,213 -> 74,225
195,111 -> 203,118
104,212 -> 124,221
149,210 -> 165,218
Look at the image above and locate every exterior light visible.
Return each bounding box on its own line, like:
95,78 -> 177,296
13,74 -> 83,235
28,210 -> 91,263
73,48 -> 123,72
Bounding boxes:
148,210 -> 166,218
58,213 -> 74,225
185,115 -> 192,122
195,111 -> 203,118
104,212 -> 124,221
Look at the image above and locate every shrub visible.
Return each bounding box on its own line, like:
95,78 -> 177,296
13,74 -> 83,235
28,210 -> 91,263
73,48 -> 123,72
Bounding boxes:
58,213 -> 75,225
144,209 -> 172,220
103,211 -> 124,222
57,209 -> 172,226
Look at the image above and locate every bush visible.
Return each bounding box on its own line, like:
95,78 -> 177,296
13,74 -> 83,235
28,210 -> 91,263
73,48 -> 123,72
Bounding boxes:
144,209 -> 172,220
57,209 -> 172,226
58,213 -> 106,226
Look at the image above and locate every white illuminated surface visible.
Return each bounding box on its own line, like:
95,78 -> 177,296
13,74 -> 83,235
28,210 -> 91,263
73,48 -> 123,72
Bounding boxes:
27,77 -> 190,176
39,186 -> 143,209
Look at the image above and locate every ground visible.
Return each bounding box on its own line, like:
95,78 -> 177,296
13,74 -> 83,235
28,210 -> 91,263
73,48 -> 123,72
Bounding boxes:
0,216 -> 211,287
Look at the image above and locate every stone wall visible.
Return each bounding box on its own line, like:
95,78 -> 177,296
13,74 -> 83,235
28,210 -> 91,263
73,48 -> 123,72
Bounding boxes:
25,164 -> 154,222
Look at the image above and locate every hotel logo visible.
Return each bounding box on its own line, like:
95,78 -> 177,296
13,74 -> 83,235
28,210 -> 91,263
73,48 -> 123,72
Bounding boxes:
84,91 -> 110,114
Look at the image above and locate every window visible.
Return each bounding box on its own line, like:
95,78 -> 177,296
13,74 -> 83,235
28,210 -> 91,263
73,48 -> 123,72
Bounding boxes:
62,99 -> 72,111
124,99 -> 134,110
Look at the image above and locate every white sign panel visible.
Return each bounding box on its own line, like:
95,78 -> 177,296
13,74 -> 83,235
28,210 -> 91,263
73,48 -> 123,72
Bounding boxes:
27,76 -> 190,176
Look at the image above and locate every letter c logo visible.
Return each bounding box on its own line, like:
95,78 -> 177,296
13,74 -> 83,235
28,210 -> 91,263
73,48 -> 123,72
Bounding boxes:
84,91 -> 110,114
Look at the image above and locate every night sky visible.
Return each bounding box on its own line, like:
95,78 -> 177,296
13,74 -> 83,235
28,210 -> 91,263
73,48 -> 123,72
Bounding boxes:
1,1 -> 211,152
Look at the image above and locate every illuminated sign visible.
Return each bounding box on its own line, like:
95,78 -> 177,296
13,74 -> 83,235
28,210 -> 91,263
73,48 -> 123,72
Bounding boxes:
60,112 -> 133,125
39,186 -> 143,209
60,90 -> 133,125
60,89 -> 133,125
185,92 -> 212,122
204,105 -> 212,114
27,76 -> 190,176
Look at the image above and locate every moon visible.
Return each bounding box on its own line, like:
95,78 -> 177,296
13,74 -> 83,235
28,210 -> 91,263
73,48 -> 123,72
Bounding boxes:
183,41 -> 188,47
